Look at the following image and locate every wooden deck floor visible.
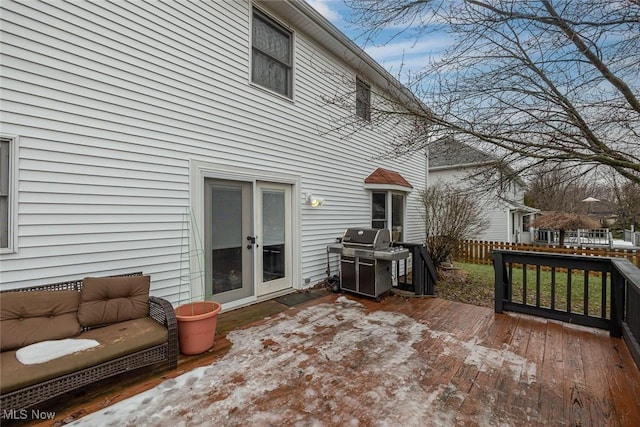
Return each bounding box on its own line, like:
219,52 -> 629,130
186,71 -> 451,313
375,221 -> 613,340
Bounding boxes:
26,292 -> 640,426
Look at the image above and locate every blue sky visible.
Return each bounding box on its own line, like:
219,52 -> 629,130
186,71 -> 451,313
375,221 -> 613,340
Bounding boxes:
306,0 -> 451,81
306,0 -> 449,80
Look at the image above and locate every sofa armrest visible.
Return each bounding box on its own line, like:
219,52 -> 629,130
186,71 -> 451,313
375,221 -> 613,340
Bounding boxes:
148,296 -> 178,369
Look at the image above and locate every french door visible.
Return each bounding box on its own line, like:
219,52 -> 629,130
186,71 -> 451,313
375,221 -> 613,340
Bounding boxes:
204,179 -> 293,304
256,182 -> 292,296
204,179 -> 254,304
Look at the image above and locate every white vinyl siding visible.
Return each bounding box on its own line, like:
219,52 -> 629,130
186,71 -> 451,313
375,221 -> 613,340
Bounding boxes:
0,0 -> 427,302
429,167 -> 524,243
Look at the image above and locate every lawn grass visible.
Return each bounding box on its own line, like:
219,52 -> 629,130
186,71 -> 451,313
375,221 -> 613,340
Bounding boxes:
437,262 -> 610,318
508,264 -> 609,317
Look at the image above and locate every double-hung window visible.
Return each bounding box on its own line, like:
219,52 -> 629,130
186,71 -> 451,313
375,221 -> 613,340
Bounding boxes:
0,136 -> 16,253
356,78 -> 371,121
252,9 -> 293,98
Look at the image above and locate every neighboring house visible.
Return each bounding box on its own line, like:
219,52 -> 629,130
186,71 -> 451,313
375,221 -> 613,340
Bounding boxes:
0,0 -> 427,310
427,138 -> 538,243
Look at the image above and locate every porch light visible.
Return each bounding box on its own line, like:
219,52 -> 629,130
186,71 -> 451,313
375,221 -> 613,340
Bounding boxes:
305,193 -> 324,207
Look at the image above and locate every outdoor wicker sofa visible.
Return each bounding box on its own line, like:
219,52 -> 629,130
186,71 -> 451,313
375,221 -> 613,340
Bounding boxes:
0,272 -> 178,416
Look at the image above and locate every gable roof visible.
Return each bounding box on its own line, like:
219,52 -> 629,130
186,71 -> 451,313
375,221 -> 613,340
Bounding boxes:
364,168 -> 413,188
428,137 -> 496,169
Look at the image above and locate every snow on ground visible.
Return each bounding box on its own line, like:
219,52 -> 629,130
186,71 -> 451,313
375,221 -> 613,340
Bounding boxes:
612,239 -> 634,248
70,296 -> 537,427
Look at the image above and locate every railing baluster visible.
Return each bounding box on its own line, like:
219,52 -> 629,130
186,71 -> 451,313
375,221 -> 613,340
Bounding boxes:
567,268 -> 572,313
492,251 -> 508,313
551,267 -> 556,311
508,262 -> 513,303
536,265 -> 541,307
584,270 -> 589,315
523,263 -> 527,305
601,272 -> 607,319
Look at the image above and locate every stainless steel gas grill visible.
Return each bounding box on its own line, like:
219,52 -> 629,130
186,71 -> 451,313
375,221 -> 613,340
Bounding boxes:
327,228 -> 410,300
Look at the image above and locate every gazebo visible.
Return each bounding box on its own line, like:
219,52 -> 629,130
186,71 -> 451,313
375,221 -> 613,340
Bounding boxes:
532,211 -> 600,247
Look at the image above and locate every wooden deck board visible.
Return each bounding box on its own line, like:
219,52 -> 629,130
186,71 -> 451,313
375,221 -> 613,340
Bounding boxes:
21,293 -> 640,426
508,314 -> 546,424
563,323 -> 591,426
579,327 -> 618,425
592,325 -> 640,426
540,320 -> 567,424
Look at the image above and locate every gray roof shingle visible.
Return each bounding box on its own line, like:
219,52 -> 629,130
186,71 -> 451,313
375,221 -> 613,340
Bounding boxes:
428,137 -> 496,168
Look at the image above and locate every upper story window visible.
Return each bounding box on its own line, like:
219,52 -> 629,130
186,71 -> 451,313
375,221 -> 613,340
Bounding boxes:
355,78 -> 371,121
252,8 -> 293,98
0,136 -> 17,253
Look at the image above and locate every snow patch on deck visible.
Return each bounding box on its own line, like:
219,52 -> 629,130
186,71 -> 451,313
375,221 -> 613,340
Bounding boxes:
71,297 -> 537,426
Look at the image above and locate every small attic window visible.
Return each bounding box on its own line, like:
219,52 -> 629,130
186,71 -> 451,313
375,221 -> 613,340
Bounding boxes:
355,78 -> 371,121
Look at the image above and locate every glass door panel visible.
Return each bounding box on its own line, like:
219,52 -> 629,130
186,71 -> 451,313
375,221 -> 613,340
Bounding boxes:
262,189 -> 286,282
257,182 -> 292,295
205,179 -> 253,304
391,193 -> 404,241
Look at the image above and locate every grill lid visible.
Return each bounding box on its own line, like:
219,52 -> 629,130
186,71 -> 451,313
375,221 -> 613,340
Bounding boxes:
342,228 -> 391,250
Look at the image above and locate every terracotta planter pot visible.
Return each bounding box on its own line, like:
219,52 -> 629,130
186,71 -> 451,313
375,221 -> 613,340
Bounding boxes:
175,301 -> 221,355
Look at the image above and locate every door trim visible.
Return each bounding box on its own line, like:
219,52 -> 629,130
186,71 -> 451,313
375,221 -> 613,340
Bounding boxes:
189,160 -> 301,308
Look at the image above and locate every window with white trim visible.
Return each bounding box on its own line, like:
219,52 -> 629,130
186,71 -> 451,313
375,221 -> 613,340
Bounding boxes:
252,8 -> 293,98
0,136 -> 16,252
371,191 -> 406,241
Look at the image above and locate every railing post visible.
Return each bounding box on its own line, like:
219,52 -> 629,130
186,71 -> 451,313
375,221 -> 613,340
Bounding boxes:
413,246 -> 424,295
493,251 -> 505,313
610,266 -> 624,338
420,245 -> 437,296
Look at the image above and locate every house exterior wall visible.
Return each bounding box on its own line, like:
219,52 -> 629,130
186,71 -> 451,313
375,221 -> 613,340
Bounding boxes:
0,0 -> 427,304
427,166 -> 522,243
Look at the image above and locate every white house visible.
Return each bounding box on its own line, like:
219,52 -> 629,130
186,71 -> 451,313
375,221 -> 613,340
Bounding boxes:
427,138 -> 537,244
0,0 -> 427,310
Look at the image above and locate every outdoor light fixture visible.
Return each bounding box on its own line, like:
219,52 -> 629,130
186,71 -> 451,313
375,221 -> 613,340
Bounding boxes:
305,193 -> 325,207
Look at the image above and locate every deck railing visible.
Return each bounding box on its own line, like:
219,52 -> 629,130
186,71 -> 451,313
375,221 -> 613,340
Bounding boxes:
395,242 -> 437,296
534,228 -> 612,246
493,249 -> 640,369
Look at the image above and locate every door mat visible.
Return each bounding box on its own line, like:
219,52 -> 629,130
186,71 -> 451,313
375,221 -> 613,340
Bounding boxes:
275,290 -> 327,307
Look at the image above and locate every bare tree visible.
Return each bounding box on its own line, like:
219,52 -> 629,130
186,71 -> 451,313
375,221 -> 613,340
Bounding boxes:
524,164 -> 600,212
421,183 -> 489,267
343,0 -> 640,184
607,176 -> 640,230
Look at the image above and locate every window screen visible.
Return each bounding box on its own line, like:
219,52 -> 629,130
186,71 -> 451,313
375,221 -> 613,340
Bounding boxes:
252,9 -> 292,97
0,139 -> 11,248
356,78 -> 371,121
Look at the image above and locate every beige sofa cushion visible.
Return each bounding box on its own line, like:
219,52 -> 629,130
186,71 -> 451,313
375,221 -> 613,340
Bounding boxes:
0,316 -> 168,394
78,275 -> 150,327
0,290 -> 81,352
